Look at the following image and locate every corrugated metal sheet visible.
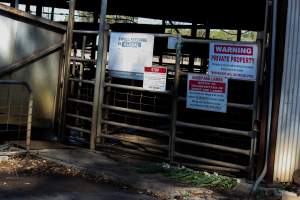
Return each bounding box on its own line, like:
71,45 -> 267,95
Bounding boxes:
0,12 -> 64,129
273,0 -> 300,182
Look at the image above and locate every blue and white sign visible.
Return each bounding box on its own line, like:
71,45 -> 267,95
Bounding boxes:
108,32 -> 154,80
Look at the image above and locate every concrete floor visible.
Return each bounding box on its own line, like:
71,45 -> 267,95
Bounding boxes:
0,174 -> 157,200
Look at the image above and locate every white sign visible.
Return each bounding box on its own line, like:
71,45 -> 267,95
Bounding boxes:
108,32 -> 154,80
187,74 -> 228,113
143,66 -> 167,92
208,42 -> 258,81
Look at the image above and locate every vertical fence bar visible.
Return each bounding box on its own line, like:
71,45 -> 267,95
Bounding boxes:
90,0 -> 108,150
26,94 -> 33,152
14,0 -> 19,9
59,0 -> 76,139
96,29 -> 109,143
249,39 -> 262,177
169,35 -> 182,162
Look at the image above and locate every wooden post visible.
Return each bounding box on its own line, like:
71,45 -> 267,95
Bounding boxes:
59,0 -> 76,141
90,0 -> 108,150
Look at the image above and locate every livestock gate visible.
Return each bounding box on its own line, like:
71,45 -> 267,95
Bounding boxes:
59,0 -> 267,178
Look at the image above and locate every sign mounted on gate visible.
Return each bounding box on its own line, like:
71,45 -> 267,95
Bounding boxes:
108,32 -> 155,80
208,42 -> 258,81
186,74 -> 228,113
143,66 -> 167,92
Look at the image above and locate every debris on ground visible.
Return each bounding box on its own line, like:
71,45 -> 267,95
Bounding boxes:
135,162 -> 238,190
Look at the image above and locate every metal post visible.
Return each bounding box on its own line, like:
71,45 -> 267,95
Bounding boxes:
14,0 -> 19,9
249,38 -> 262,177
25,4 -> 30,13
96,25 -> 108,144
159,20 -> 166,65
237,30 -> 242,41
59,0 -> 76,140
26,94 -> 33,152
251,0 -> 276,193
90,0 -> 108,150
51,7 -> 54,21
188,23 -> 197,68
169,35 -> 182,162
36,3 -> 42,17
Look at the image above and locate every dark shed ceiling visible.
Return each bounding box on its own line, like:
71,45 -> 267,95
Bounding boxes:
1,0 -> 267,31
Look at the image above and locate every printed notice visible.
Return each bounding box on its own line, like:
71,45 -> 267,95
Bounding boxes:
208,42 -> 258,81
186,74 -> 228,113
143,66 -> 167,92
108,32 -> 154,80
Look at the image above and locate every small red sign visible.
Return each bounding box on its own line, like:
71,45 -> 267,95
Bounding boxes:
189,80 -> 225,93
144,66 -> 167,73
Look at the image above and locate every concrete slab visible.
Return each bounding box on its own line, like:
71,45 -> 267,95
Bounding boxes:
0,174 -> 157,200
32,148 -> 229,200
282,191 -> 300,200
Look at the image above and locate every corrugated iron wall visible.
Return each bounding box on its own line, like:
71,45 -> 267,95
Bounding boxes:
273,0 -> 300,182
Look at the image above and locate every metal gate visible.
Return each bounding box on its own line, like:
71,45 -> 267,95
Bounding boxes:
0,80 -> 33,151
92,32 -> 262,175
61,0 -> 263,176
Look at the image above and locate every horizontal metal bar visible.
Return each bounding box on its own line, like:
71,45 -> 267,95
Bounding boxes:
0,113 -> 27,117
68,78 -> 95,84
176,120 -> 253,137
175,162 -> 241,173
227,102 -> 254,110
67,98 -> 94,105
152,33 -> 174,38
179,71 -> 256,82
73,30 -> 99,34
97,144 -> 168,161
181,38 -> 257,45
100,134 -> 168,150
104,82 -> 172,95
175,137 -> 250,155
107,32 -> 172,38
178,97 -> 253,110
0,80 -> 32,93
65,125 -> 91,134
102,120 -> 169,137
71,57 -> 97,63
102,104 -> 170,118
174,152 -> 248,171
66,113 -> 92,122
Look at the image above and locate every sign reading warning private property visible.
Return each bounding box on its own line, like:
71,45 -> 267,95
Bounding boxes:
208,42 -> 258,81
108,32 -> 154,80
187,74 -> 228,113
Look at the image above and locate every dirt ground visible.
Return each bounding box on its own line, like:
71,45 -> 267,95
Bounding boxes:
0,156 -> 158,200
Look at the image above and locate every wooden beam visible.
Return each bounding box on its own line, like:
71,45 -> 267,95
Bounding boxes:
0,3 -> 66,32
0,40 -> 64,77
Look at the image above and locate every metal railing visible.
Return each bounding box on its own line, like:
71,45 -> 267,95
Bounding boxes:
0,80 -> 33,151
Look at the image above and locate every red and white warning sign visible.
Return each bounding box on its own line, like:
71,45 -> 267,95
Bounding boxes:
187,74 -> 228,113
143,66 -> 167,92
208,42 -> 258,81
